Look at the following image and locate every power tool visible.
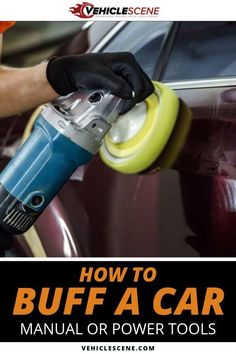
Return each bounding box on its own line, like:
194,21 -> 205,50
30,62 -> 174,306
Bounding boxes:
0,89 -> 123,234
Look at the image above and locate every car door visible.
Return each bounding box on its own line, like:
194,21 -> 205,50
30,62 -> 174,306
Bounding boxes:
160,22 -> 236,256
79,21 -> 236,257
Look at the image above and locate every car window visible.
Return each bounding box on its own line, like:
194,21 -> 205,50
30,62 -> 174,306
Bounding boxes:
163,22 -> 236,82
103,21 -> 171,78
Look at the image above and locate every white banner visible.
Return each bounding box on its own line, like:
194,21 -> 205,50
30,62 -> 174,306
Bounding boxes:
0,342 -> 236,354
0,0 -> 236,21
0,343 -> 235,354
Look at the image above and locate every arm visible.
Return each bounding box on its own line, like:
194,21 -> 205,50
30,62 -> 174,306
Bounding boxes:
0,34 -> 2,56
0,62 -> 58,117
0,52 -> 154,118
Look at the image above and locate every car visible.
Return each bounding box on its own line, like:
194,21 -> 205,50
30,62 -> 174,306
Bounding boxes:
2,21 -> 236,257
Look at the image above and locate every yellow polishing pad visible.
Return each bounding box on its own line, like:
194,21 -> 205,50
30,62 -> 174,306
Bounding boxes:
99,81 -> 179,174
146,99 -> 192,173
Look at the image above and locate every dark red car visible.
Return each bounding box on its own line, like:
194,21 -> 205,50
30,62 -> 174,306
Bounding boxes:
2,21 -> 236,257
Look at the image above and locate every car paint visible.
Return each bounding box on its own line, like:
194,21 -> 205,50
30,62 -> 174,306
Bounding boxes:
5,22 -> 236,257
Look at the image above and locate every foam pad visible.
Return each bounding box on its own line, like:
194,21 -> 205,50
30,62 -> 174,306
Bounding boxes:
99,81 -> 179,174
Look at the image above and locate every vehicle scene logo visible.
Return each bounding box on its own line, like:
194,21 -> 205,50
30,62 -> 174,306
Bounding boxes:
69,2 -> 94,18
69,2 -> 160,18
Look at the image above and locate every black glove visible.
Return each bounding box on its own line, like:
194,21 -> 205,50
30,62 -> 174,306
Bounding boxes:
46,52 -> 154,114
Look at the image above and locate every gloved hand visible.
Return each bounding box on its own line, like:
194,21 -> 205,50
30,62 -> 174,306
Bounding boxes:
46,52 -> 154,114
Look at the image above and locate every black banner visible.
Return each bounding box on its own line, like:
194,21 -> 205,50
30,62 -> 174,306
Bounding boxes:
0,261 -> 233,342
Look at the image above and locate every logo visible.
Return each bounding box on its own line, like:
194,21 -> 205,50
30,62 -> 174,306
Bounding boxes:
69,3 -> 160,18
69,2 -> 94,18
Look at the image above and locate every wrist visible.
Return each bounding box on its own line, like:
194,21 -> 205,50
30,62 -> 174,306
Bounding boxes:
36,61 -> 59,100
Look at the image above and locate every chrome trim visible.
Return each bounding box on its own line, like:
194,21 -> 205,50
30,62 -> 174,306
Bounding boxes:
91,22 -> 127,53
165,77 -> 236,90
81,21 -> 93,31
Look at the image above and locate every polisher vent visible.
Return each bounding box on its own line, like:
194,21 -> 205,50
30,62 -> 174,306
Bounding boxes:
3,209 -> 34,232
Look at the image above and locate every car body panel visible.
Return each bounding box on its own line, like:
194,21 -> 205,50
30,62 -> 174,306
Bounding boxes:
3,21 -> 236,257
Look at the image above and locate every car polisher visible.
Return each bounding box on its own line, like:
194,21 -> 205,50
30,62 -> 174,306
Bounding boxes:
99,81 -> 191,174
0,81 -> 186,236
0,90 -> 123,234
